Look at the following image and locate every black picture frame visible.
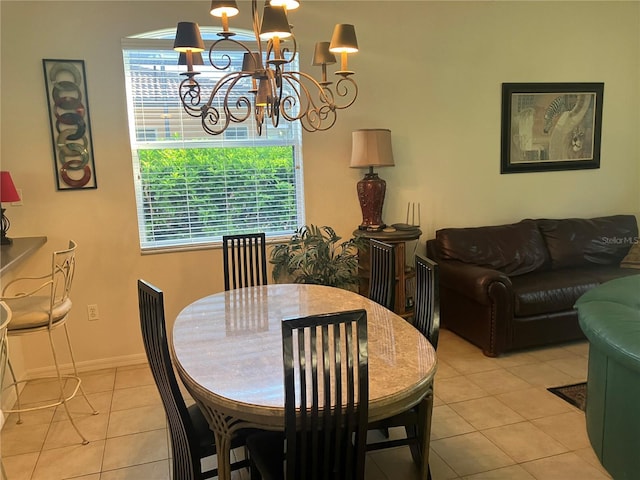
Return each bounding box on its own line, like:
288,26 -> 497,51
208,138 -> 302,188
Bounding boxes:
43,59 -> 98,190
500,82 -> 604,174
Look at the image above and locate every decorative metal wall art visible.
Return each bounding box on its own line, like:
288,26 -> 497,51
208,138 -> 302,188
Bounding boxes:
501,82 -> 604,174
43,59 -> 97,190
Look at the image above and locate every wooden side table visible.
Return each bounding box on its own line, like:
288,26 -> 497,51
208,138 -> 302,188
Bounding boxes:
353,228 -> 422,320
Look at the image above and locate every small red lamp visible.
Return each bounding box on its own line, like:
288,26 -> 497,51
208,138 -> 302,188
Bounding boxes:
350,129 -> 395,230
0,171 -> 21,245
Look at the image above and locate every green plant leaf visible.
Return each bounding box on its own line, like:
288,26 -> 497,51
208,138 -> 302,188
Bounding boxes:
269,224 -> 362,290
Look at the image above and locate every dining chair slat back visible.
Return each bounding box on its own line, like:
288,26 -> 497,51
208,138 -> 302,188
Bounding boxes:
284,309 -> 369,480
414,254 -> 440,348
138,280 -> 206,480
364,254 -> 440,479
247,309 -> 369,480
368,239 -> 396,310
222,233 -> 268,291
137,280 -> 250,480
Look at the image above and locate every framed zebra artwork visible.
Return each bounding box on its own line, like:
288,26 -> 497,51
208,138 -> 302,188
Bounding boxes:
500,82 -> 603,174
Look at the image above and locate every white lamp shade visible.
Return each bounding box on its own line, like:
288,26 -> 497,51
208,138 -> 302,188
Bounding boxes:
350,129 -> 395,168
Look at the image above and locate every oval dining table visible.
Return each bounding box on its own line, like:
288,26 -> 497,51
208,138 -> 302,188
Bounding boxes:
171,283 -> 437,480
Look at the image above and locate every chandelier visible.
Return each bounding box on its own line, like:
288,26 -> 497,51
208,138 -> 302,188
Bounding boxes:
174,0 -> 359,136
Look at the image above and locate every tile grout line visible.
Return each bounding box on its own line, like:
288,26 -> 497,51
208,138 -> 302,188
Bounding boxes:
96,369 -> 117,479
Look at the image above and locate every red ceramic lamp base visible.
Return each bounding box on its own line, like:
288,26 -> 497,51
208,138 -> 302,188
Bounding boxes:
356,171 -> 386,230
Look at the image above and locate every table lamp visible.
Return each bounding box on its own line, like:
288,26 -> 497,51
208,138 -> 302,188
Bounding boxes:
0,171 -> 21,245
350,129 -> 395,230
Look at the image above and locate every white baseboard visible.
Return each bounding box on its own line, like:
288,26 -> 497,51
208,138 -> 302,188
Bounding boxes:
24,353 -> 148,378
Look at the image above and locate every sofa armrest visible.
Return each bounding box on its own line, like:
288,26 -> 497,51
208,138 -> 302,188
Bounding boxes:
437,259 -> 515,356
438,260 -> 513,305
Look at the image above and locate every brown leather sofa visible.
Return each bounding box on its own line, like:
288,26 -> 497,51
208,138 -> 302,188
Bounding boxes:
426,215 -> 638,356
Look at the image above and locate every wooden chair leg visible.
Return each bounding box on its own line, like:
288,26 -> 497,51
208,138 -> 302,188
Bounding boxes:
407,423 -> 422,466
418,389 -> 435,480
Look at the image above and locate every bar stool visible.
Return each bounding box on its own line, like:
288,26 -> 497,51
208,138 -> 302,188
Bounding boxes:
1,301 -> 11,480
1,240 -> 97,444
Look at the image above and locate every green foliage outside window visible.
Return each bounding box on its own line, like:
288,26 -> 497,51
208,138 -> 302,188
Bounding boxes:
137,146 -> 298,243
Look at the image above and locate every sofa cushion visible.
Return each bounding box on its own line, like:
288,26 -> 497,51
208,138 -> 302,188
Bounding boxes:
435,220 -> 548,276
511,268 -> 599,316
536,215 -> 638,269
583,265 -> 639,284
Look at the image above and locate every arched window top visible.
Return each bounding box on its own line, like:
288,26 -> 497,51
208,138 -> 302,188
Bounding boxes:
128,26 -> 256,43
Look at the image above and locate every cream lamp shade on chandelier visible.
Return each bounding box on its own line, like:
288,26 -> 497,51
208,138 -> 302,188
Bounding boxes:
350,129 -> 395,230
173,0 -> 360,136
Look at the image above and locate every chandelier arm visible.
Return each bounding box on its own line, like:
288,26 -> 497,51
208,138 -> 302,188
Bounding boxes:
209,37 -> 258,71
252,0 -> 265,63
279,71 -> 344,119
279,74 -> 337,132
259,68 -> 278,128
204,72 -> 253,120
291,71 -> 341,105
224,76 -> 254,123
282,71 -> 358,111
332,76 -> 359,110
287,98 -> 337,133
254,105 -> 265,136
279,74 -> 310,122
320,84 -> 336,105
201,108 -> 226,135
199,72 -> 254,135
271,67 -> 283,128
178,76 -> 204,117
287,36 -> 298,65
265,41 -> 274,66
302,104 -> 337,132
267,35 -> 297,68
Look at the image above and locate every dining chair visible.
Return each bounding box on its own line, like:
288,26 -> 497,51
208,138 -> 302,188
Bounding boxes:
366,238 -> 396,440
413,255 -> 440,350
137,279 -> 251,479
368,239 -> 396,310
365,254 -> 439,478
1,240 -> 97,444
246,309 -> 370,480
222,232 -> 268,291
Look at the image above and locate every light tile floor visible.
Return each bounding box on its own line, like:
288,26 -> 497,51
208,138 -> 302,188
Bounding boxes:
1,329 -> 612,480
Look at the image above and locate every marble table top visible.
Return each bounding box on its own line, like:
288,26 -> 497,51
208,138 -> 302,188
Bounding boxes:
172,283 -> 437,425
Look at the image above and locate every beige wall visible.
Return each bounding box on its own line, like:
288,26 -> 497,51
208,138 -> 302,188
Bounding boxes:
1,1 -> 638,373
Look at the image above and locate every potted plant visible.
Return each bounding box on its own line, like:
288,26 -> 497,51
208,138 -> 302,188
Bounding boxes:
270,225 -> 366,290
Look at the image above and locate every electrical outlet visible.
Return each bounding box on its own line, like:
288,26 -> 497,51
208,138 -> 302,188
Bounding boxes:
87,304 -> 99,321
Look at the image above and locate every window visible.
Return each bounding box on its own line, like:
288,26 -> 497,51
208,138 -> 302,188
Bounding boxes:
122,29 -> 305,251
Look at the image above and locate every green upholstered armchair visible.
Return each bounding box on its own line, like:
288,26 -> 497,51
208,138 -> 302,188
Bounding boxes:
575,274 -> 640,480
